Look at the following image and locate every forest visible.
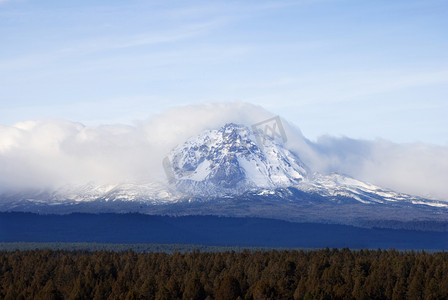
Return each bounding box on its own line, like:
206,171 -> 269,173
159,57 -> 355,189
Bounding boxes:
1,248 -> 447,300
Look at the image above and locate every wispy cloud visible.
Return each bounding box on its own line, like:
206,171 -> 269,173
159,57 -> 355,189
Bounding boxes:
236,69 -> 448,107
60,19 -> 227,56
0,17 -> 228,72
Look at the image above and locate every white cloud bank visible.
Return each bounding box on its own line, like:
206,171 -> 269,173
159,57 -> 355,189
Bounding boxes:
0,102 -> 447,201
306,136 -> 448,200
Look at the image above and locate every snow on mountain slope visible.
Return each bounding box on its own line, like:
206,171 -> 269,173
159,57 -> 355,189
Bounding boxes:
166,123 -> 308,196
0,182 -> 181,208
1,122 -> 447,212
298,173 -> 448,207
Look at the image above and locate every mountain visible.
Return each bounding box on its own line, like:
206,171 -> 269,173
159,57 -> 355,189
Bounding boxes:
166,123 -> 308,196
1,123 -> 447,227
165,123 -> 447,209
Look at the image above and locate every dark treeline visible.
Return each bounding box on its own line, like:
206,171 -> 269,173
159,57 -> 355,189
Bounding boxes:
1,248 -> 448,300
3,213 -> 448,249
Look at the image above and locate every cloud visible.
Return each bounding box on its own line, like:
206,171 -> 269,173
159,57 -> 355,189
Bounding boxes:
360,141 -> 448,200
0,103 -> 274,191
306,136 -> 448,201
0,102 -> 447,201
58,19 -> 227,57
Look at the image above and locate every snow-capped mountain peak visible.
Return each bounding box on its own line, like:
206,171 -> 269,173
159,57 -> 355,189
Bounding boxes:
166,123 -> 308,196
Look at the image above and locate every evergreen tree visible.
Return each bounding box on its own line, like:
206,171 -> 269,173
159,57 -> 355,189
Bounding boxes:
215,275 -> 241,300
183,276 -> 206,300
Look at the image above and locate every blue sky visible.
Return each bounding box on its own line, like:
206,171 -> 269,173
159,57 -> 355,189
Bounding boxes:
1,0 -> 447,144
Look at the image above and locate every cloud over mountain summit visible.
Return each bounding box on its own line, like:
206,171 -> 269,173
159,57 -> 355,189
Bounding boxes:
0,103 -> 447,201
